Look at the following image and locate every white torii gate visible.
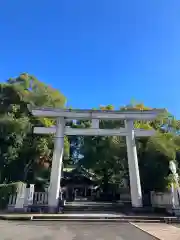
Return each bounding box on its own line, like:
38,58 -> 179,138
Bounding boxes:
29,106 -> 163,212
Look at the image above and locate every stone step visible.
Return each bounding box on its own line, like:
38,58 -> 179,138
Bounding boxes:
64,205 -> 125,209
0,213 -> 176,223
31,218 -> 163,223
32,214 -> 167,221
63,202 -> 154,214
63,206 -> 128,213
63,208 -> 125,213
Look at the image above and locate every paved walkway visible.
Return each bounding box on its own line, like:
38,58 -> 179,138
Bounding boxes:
0,221 -> 157,239
131,222 -> 180,240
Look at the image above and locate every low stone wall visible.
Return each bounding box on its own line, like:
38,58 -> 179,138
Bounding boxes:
150,191 -> 174,208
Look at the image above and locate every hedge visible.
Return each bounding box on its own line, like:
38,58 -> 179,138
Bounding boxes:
0,182 -> 24,209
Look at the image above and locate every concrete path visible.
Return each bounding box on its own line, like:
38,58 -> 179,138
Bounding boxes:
131,222 -> 180,240
0,221 -> 157,239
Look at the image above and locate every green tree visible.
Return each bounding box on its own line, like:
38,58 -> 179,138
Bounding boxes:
78,103 -> 180,194
78,106 -> 127,194
0,73 -> 69,184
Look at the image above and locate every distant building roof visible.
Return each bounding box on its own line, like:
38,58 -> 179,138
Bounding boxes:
61,166 -> 97,186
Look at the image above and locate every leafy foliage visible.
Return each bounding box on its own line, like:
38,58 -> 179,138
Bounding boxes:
0,73 -> 69,185
75,103 -> 180,193
1,76 -> 180,196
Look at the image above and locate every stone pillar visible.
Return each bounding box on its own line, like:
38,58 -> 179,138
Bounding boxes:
24,184 -> 35,212
26,184 -> 34,203
14,182 -> 27,211
125,120 -> 142,208
48,117 -> 65,212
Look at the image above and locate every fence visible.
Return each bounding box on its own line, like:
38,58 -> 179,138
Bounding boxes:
33,192 -> 48,205
8,194 -> 17,210
7,189 -> 179,212
8,191 -> 48,211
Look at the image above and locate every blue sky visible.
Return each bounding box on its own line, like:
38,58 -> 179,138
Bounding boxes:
0,1 -> 180,117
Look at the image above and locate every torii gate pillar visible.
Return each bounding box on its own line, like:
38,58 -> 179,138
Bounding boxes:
48,117 -> 65,212
125,120 -> 142,207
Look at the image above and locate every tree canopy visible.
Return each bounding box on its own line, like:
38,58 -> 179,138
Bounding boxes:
75,104 -> 180,193
0,73 -> 69,185
1,74 -> 180,194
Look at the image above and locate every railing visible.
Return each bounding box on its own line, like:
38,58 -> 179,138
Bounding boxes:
7,190 -> 178,211
8,191 -> 48,211
33,192 -> 48,205
8,194 -> 17,206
